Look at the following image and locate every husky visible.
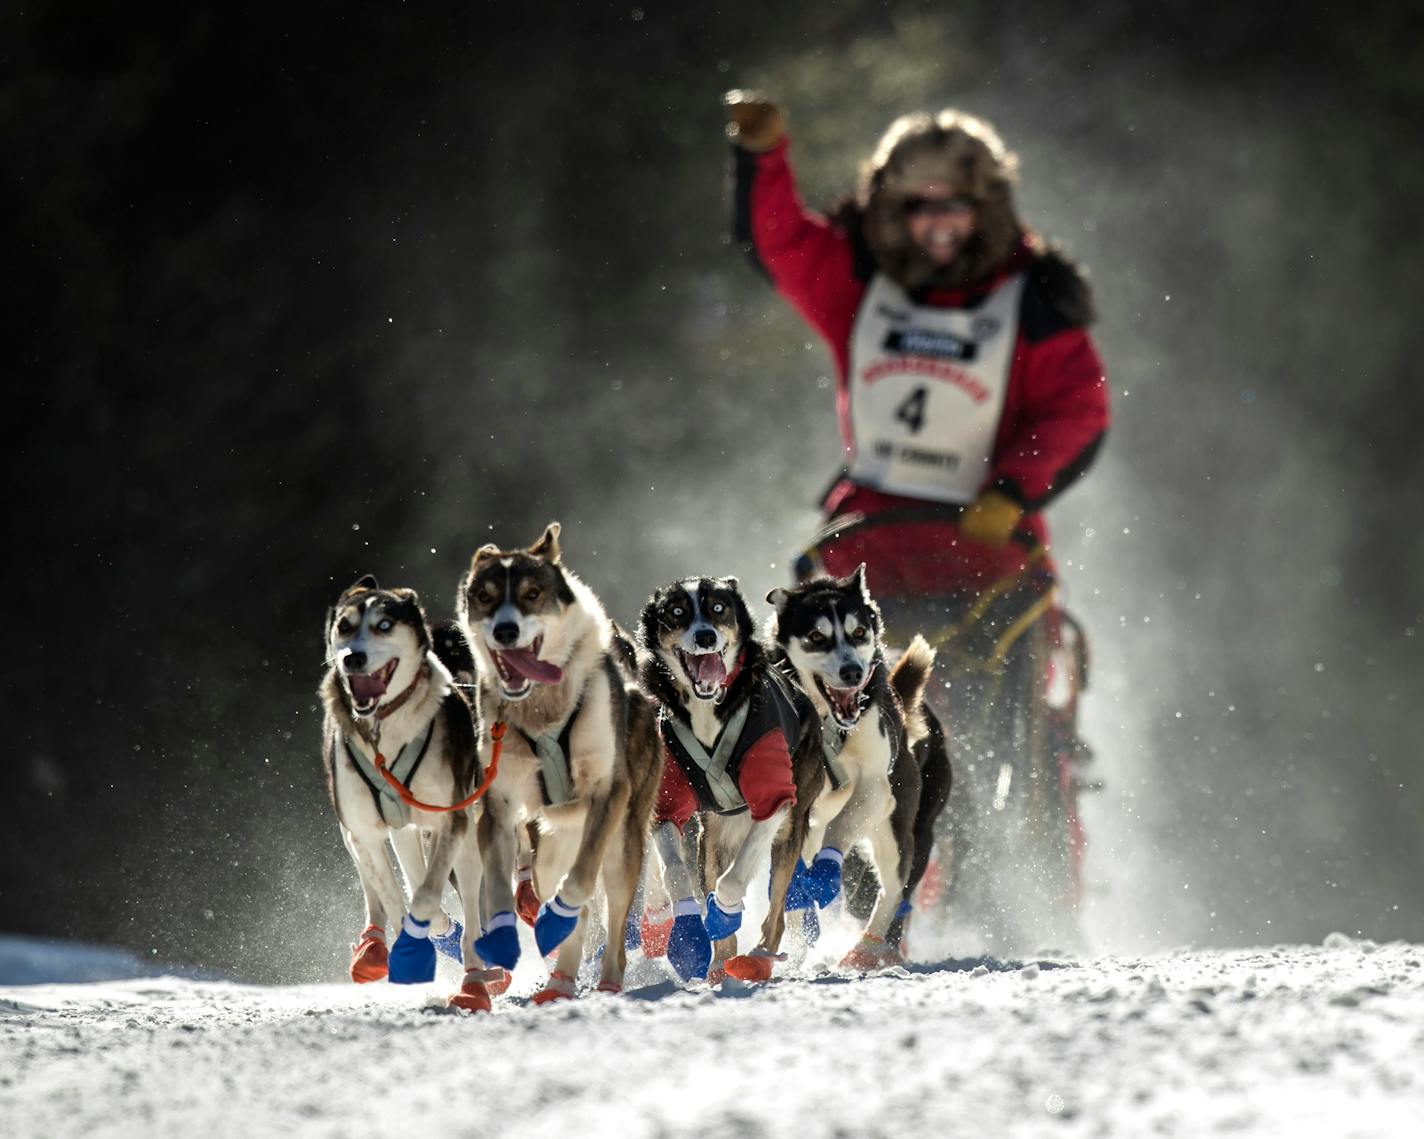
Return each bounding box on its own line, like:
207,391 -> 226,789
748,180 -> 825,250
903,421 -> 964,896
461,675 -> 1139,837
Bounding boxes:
639,576 -> 825,983
320,576 -> 494,1011
768,565 -> 953,969
457,522 -> 660,1001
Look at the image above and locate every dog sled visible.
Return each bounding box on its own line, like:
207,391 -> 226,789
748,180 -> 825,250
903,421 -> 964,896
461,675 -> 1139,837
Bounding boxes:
794,507 -> 1098,955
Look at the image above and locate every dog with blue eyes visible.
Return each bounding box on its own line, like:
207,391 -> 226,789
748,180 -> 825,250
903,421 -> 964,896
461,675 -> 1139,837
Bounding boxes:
638,575 -> 827,983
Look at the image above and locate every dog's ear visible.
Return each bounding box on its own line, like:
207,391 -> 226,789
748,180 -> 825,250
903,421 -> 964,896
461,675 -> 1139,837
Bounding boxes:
352,574 -> 379,592
529,521 -> 562,564
470,544 -> 500,569
391,586 -> 421,606
843,563 -> 870,599
766,587 -> 789,610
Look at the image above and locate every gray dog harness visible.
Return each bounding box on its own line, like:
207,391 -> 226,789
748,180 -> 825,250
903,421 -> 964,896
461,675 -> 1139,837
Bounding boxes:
345,721 -> 435,829
516,696 -> 584,808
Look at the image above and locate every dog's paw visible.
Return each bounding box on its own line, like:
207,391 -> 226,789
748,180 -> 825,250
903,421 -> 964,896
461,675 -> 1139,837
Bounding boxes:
515,878 -> 541,927
473,913 -> 521,971
803,848 -> 844,909
349,925 -> 388,983
639,907 -> 674,958
533,895 -> 581,958
430,914 -> 464,962
666,912 -> 712,982
782,858 -> 815,911
702,892 -> 743,941
388,915 -> 437,984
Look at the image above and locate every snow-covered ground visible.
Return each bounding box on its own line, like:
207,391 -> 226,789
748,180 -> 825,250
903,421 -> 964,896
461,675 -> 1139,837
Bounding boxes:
3,930 -> 1421,1138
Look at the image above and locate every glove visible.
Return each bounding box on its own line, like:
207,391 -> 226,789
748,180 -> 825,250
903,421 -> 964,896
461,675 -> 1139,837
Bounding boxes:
960,489 -> 1024,547
430,914 -> 464,962
666,910 -> 712,981
723,89 -> 786,152
703,891 -> 743,940
388,914 -> 437,984
473,912 -> 521,971
534,895 -> 581,958
801,848 -> 844,909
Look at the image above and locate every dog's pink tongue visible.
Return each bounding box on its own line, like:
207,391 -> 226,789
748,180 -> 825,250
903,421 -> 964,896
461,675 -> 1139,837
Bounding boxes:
689,652 -> 727,688
501,648 -> 564,685
349,673 -> 388,704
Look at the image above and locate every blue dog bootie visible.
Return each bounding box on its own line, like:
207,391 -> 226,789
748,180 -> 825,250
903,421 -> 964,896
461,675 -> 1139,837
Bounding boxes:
430,913 -> 464,962
388,913 -> 437,984
666,899 -> 712,982
782,858 -> 815,911
534,895 -> 582,958
473,911 -> 521,972
804,847 -> 845,908
703,891 -> 744,941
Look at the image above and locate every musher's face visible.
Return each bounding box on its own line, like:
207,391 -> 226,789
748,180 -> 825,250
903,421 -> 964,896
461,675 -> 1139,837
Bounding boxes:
903,182 -> 976,266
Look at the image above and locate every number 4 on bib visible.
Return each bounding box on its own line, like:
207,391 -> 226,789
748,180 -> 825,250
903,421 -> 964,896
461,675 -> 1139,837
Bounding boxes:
895,386 -> 928,434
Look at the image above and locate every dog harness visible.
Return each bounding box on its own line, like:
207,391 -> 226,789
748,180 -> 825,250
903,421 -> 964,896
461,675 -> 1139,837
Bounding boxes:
345,720 -> 435,829
847,272 -> 1025,504
819,717 -> 852,791
515,697 -> 583,808
660,670 -> 805,816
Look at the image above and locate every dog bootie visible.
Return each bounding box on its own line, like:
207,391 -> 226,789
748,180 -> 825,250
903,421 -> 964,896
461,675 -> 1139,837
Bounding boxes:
388,914 -> 437,984
800,904 -> 821,947
624,906 -> 642,951
515,876 -> 541,927
349,925 -> 388,983
430,914 -> 464,962
473,912 -> 521,972
534,895 -> 581,958
839,932 -> 902,972
803,847 -> 844,909
640,906 -> 675,958
725,949 -> 781,983
666,905 -> 712,982
702,892 -> 743,941
782,859 -> 815,911
531,970 -> 578,1005
447,974 -> 492,1014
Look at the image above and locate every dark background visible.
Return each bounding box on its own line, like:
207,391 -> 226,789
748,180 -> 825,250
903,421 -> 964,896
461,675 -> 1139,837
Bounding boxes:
5,1 -> 1422,981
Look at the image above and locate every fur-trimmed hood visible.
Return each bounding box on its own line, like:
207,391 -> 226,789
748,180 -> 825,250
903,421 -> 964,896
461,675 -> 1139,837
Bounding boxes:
856,109 -> 1025,291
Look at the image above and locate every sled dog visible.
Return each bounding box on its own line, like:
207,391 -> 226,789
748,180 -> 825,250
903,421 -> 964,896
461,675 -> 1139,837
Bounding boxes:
768,565 -> 952,967
639,576 -> 825,983
457,522 -> 660,1001
320,576 -> 491,1008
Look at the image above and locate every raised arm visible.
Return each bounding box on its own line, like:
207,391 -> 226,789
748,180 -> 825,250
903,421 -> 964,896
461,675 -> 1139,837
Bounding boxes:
724,91 -> 865,351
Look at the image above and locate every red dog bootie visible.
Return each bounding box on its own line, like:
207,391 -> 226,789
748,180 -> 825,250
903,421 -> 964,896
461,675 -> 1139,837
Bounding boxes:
447,976 -> 493,1014
724,950 -> 780,983
839,933 -> 901,972
350,925 -> 388,983
531,970 -> 578,1005
640,907 -> 674,958
515,875 -> 541,928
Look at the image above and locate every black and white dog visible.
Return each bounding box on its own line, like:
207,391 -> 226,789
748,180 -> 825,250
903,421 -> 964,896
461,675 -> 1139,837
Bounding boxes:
640,576 -> 825,983
320,576 -> 490,1007
457,523 -> 661,1002
768,566 -> 952,968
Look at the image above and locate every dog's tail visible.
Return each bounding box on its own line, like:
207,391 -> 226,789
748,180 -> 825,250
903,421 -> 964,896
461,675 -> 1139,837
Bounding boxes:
889,634 -> 936,742
432,620 -> 477,685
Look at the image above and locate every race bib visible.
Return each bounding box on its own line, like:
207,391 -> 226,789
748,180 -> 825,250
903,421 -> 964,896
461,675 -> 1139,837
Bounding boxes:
847,272 -> 1023,503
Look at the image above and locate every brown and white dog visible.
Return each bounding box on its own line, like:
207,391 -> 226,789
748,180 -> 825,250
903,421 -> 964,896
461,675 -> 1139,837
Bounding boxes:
320,576 -> 492,1008
457,523 -> 660,1001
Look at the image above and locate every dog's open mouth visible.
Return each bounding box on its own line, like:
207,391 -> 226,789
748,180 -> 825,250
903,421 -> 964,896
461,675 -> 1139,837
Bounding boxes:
816,675 -> 868,731
490,635 -> 564,700
677,648 -> 728,701
347,658 -> 399,715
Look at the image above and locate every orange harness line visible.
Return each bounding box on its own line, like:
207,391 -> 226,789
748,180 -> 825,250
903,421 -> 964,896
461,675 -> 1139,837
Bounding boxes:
372,721 -> 506,813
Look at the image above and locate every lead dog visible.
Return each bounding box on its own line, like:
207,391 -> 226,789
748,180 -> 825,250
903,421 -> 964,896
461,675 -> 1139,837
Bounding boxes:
320,576 -> 493,1009
768,566 -> 952,968
457,523 -> 660,1001
640,576 -> 825,983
